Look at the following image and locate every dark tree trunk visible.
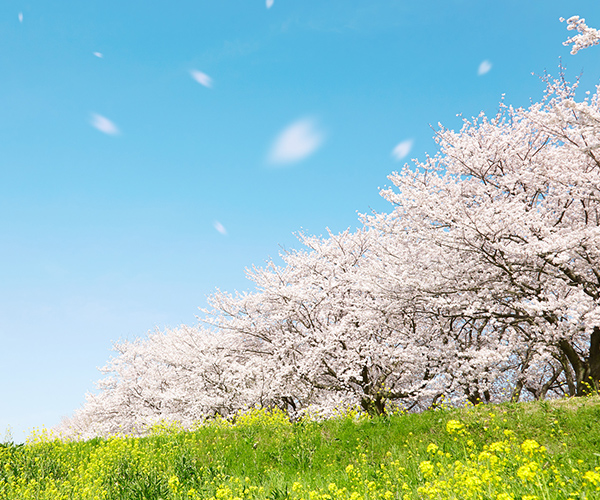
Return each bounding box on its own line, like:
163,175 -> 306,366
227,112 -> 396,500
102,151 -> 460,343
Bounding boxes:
588,326 -> 600,392
559,351 -> 577,397
511,379 -> 524,402
360,393 -> 386,416
559,326 -> 600,396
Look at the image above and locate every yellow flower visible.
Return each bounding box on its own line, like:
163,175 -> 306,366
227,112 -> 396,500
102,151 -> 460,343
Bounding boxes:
168,475 -> 180,493
520,440 -> 544,456
489,441 -> 509,453
419,460 -> 435,479
427,443 -> 439,454
446,420 -> 465,434
517,462 -> 539,482
583,470 -> 600,485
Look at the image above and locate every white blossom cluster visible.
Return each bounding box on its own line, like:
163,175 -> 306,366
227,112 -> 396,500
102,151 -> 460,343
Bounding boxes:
561,15 -> 600,54
57,17 -> 600,439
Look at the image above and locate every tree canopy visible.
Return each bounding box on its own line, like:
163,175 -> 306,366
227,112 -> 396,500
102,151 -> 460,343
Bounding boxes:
59,16 -> 600,439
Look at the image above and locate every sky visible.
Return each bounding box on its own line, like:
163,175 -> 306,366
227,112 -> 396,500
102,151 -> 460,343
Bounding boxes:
2,0 -> 600,443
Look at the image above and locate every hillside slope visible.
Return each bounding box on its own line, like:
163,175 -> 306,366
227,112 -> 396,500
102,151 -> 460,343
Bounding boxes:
1,397 -> 599,499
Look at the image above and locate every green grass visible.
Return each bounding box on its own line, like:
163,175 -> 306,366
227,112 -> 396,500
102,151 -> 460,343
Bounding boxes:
1,397 -> 600,499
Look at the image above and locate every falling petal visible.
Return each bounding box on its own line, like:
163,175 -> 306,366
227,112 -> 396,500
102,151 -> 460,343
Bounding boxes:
478,60 -> 492,76
214,221 -> 227,235
190,70 -> 213,88
93,52 -> 103,58
266,0 -> 274,8
267,118 -> 325,166
90,114 -> 119,135
392,139 -> 414,161
18,12 -> 23,23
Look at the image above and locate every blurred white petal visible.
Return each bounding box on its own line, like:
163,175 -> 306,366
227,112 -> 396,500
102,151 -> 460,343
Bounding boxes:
190,70 -> 213,88
392,139 -> 414,161
90,114 -> 119,135
93,52 -> 103,58
267,118 -> 325,166
478,60 -> 492,75
214,221 -> 227,235
18,12 -> 23,23
266,0 -> 274,8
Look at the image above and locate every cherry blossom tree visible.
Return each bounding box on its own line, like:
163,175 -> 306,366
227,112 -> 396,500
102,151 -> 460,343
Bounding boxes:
202,229 -> 434,415
58,16 -> 600,438
204,227 -> 535,412
367,67 -> 600,398
562,15 -> 600,54
57,325 -> 260,438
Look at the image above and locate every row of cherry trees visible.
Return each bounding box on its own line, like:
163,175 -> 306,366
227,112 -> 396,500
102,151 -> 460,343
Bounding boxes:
59,16 -> 600,438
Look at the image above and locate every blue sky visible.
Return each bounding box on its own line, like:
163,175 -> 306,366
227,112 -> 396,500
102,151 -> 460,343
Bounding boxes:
2,0 -> 600,442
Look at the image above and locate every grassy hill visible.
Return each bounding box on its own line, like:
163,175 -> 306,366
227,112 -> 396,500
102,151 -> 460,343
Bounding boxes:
1,397 -> 600,499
